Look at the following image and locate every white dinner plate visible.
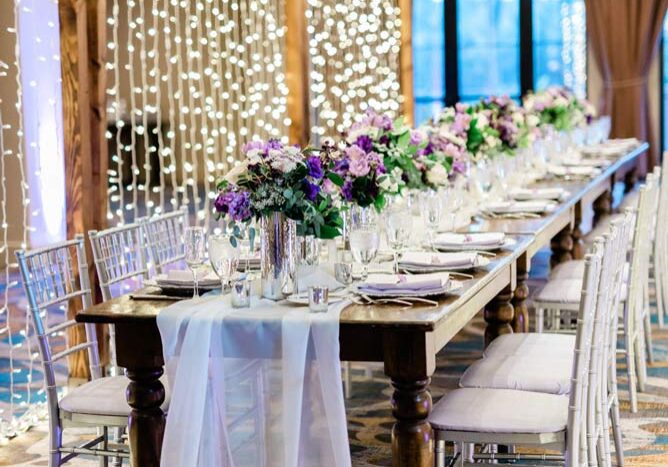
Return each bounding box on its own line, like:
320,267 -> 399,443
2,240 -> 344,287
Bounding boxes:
354,280 -> 463,299
434,237 -> 517,252
399,255 -> 489,273
285,289 -> 349,306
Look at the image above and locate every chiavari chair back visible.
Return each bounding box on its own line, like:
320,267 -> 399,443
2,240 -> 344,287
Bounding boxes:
142,206 -> 189,274
88,222 -> 151,372
16,236 -> 129,466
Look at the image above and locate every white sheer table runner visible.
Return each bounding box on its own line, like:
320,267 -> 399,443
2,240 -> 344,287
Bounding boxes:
157,295 -> 352,467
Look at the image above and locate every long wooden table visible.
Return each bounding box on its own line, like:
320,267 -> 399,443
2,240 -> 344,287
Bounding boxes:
76,142 -> 647,467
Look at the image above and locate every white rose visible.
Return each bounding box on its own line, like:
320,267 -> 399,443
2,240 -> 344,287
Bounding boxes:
271,156 -> 297,173
476,114 -> 489,129
512,112 -> 524,125
284,146 -> 301,158
224,161 -> 247,184
485,135 -> 499,148
268,149 -> 284,160
524,96 -> 535,111
426,164 -> 448,186
527,115 -> 540,127
554,96 -> 568,108
246,149 -> 263,165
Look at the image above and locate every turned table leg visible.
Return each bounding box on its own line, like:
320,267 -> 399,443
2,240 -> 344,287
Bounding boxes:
593,190 -> 612,227
390,377 -> 433,467
485,285 -> 515,347
383,329 -> 434,467
624,166 -> 637,193
550,225 -> 574,268
572,204 -> 584,260
511,254 -> 529,333
115,322 -> 166,467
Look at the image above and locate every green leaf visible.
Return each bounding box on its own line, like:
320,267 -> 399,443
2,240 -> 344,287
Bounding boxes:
229,236 -> 238,248
326,172 -> 344,187
397,131 -> 411,149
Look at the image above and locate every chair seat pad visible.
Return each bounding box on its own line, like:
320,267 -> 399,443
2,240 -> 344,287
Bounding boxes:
483,333 -> 575,359
533,278 -> 582,305
430,388 -> 568,433
550,259 -> 629,283
460,354 -> 573,395
60,375 -> 170,417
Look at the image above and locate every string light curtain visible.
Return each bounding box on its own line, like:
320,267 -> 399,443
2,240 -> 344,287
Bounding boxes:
105,0 -> 290,225
306,0 -> 404,141
0,0 -> 67,439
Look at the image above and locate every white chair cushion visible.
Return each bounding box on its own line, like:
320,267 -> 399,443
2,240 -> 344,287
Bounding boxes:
59,375 -> 170,417
549,260 -> 585,280
483,333 -> 575,359
459,355 -> 573,395
430,388 -> 568,433
533,278 -> 582,306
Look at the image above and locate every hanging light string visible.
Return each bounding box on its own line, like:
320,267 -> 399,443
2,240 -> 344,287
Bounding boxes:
150,0 -> 168,214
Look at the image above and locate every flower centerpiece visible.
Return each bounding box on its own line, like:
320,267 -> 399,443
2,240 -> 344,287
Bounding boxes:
435,103 -> 502,162
214,139 -> 342,299
523,86 -> 597,131
340,110 -> 428,206
474,95 -> 540,155
412,126 -> 468,189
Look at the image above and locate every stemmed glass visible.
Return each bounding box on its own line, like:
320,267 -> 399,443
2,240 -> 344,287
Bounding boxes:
385,205 -> 412,273
209,234 -> 240,293
184,226 -> 206,298
349,207 -> 380,281
421,191 -> 443,250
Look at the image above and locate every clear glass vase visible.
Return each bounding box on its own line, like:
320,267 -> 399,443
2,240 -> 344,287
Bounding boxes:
259,212 -> 297,300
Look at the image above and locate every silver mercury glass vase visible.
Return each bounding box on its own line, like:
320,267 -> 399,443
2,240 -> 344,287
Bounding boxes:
260,212 -> 297,300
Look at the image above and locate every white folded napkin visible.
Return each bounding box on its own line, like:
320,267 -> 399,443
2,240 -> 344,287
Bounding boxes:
399,251 -> 477,269
547,164 -> 600,177
484,200 -> 556,214
157,269 -> 220,286
510,187 -> 565,201
434,232 -> 505,248
358,272 -> 450,293
295,265 -> 343,293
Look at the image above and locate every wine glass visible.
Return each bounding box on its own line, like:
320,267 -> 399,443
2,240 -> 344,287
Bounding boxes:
385,206 -> 412,273
421,191 -> 443,250
209,234 -> 240,293
184,226 -> 206,298
349,208 -> 380,281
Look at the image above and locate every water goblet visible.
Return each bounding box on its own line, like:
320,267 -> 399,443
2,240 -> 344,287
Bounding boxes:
385,206 -> 412,273
421,191 -> 443,250
209,234 -> 240,294
184,226 -> 206,298
349,212 -> 380,281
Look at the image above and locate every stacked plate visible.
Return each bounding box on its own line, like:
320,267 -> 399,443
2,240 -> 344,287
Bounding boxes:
356,272 -> 458,298
398,251 -> 487,273
150,269 -> 221,296
484,200 -> 557,215
432,232 -> 512,252
547,164 -> 601,178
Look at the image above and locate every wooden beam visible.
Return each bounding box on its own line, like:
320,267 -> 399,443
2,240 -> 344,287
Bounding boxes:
398,0 -> 414,126
59,0 -> 108,378
285,0 -> 310,146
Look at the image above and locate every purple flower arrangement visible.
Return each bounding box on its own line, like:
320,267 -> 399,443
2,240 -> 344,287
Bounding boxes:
523,86 -> 597,131
214,139 -> 342,239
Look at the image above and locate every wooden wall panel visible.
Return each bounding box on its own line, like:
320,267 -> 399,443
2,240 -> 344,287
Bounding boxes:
285,0 -> 310,146
399,0 -> 414,125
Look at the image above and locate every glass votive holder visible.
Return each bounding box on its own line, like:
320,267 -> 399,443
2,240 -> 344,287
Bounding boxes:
334,262 -> 353,286
308,286 -> 329,313
231,278 -> 251,308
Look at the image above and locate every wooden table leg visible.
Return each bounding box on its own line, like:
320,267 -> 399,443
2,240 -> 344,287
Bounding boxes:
550,225 -> 574,268
383,330 -> 434,467
511,254 -> 529,333
116,322 -> 166,467
484,285 -> 514,347
624,166 -> 637,193
593,190 -> 612,227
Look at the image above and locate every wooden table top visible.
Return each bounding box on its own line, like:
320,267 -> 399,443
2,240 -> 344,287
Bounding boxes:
76,142 -> 648,340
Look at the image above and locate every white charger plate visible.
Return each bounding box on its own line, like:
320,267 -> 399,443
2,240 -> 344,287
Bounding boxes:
354,280 -> 463,299
434,237 -> 517,252
399,255 -> 489,273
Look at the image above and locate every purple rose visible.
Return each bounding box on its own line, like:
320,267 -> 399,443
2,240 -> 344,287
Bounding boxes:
341,180 -> 353,201
355,135 -> 374,153
346,145 -> 370,177
306,156 -> 324,179
303,180 -> 320,201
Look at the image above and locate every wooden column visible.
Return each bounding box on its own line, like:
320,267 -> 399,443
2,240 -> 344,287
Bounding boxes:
285,0 -> 309,146
511,253 -> 529,333
59,0 -> 108,377
398,0 -> 414,125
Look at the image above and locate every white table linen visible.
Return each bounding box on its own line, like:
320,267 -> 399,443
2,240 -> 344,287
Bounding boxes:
157,295 -> 352,467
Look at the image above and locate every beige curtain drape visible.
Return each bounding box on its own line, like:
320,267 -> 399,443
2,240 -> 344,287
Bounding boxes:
586,0 -> 668,174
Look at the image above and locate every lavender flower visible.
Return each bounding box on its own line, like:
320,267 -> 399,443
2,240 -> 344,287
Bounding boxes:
306,156 -> 324,179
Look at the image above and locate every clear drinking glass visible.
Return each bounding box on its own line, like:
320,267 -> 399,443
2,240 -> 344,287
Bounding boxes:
209,234 -> 240,293
386,206 -> 413,273
421,191 -> 443,249
349,207 -> 380,281
184,226 -> 206,298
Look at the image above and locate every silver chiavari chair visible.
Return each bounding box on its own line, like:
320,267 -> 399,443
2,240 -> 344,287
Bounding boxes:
16,236 -> 131,466
653,154 -> 668,329
431,253 -> 602,467
142,206 -> 189,274
88,222 -> 152,375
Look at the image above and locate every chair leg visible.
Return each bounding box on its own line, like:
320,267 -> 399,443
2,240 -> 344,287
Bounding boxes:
536,308 -> 544,333
654,260 -> 665,328
643,308 -> 654,364
99,427 -> 109,467
624,306 -> 638,413
49,429 -> 62,467
343,362 -> 351,399
610,394 -> 624,467
435,439 -> 446,467
635,319 -> 648,392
